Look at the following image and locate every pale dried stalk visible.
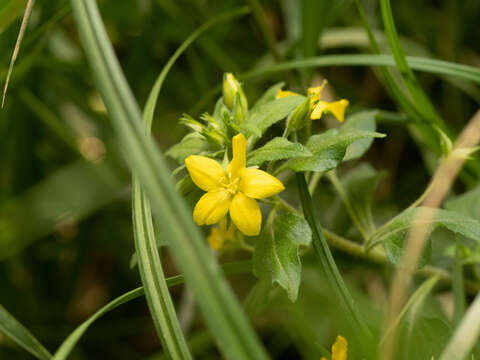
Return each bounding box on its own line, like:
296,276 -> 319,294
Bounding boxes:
381,109 -> 480,360
2,0 -> 35,108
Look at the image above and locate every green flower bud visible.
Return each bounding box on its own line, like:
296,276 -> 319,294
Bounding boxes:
285,96 -> 310,136
232,91 -> 248,125
223,73 -> 240,109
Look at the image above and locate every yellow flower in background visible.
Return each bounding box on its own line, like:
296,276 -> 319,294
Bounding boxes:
185,133 -> 285,236
276,81 -> 349,123
207,218 -> 236,250
320,335 -> 348,360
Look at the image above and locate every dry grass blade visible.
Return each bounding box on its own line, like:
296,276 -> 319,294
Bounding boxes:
381,109 -> 480,360
2,0 -> 35,108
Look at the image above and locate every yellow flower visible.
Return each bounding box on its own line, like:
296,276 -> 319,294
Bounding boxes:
185,133 -> 285,236
276,81 -> 349,123
320,335 -> 348,360
207,218 -> 236,250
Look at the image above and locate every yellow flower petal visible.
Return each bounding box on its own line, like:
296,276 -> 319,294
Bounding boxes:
185,155 -> 225,192
229,192 -> 261,236
307,80 -> 327,108
227,133 -> 247,178
310,99 -> 349,122
193,189 -> 231,225
240,168 -> 285,199
276,89 -> 300,99
331,335 -> 348,360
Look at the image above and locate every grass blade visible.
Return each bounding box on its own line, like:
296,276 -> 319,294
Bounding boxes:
439,293 -> 480,360
69,0 -> 269,358
133,7 -> 250,359
296,173 -> 376,357
380,276 -> 438,344
0,304 -> 52,360
132,180 -> 192,359
379,0 -> 442,126
52,261 -> 251,360
242,55 -> 480,84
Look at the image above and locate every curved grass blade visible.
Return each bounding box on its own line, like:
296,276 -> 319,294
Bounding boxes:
132,7 -> 250,359
69,1 -> 269,359
143,6 -> 250,128
439,292 -> 480,360
379,0 -> 443,126
0,304 -> 52,360
296,173 -> 376,358
191,53 -> 480,115
380,276 -> 438,344
52,261 -> 251,360
132,180 -> 192,359
242,55 -> 480,84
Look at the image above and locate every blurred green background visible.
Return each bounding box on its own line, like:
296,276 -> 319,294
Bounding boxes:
1,0 -> 480,358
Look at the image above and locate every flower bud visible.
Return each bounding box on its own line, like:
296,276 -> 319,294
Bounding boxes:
285,96 -> 310,136
223,73 -> 240,109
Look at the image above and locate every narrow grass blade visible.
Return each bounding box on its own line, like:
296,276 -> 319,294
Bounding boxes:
0,304 -> 52,360
143,6 -> 250,128
191,53 -> 480,115
133,7 -> 250,358
439,293 -> 480,360
380,276 -> 438,344
379,0 -> 442,126
2,0 -> 35,107
69,1 -> 269,358
132,180 -> 192,359
52,261 -> 251,360
242,55 -> 480,84
296,173 -> 376,357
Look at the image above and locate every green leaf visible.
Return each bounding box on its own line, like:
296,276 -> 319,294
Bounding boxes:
70,1 -> 268,359
445,185 -> 480,221
251,82 -> 285,109
166,133 -> 209,162
253,213 -> 312,302
247,137 -> 311,166
341,110 -> 378,161
371,207 -> 480,266
341,163 -> 384,236
0,304 -> 52,360
279,129 -> 385,173
242,95 -> 306,138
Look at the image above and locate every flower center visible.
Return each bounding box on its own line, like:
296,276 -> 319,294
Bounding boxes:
220,173 -> 241,195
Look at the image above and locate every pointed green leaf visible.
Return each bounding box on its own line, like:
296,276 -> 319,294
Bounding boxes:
341,164 -> 384,236
341,110 -> 378,161
279,129 -> 385,173
242,95 -> 305,138
445,185 -> 480,221
166,133 -> 209,162
253,213 -> 312,302
372,207 -> 480,266
247,137 -> 311,166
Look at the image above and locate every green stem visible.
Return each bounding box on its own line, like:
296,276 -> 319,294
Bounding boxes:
296,173 -> 377,356
327,170 -> 370,241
